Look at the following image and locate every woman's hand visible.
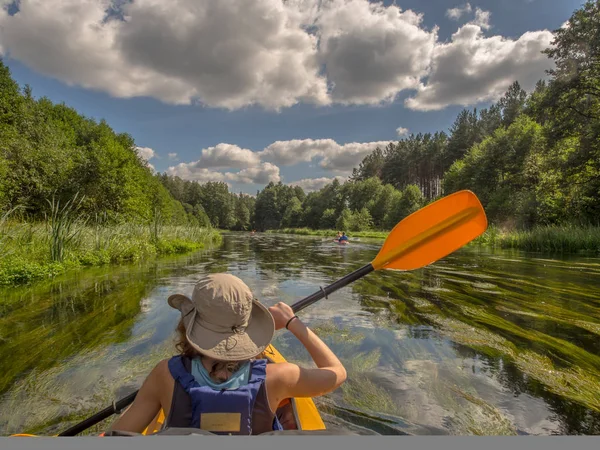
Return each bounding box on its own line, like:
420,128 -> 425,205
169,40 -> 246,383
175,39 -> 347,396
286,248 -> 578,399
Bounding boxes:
268,302 -> 296,330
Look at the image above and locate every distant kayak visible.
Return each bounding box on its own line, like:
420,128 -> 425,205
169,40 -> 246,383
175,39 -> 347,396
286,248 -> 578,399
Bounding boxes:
333,239 -> 350,245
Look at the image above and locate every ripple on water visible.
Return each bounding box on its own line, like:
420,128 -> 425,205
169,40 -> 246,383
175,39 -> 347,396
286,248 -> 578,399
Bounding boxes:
1,234 -> 600,436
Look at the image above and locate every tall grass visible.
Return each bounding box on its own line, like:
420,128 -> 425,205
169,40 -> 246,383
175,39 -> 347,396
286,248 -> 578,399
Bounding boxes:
0,206 -> 23,258
471,224 -> 600,253
0,218 -> 222,287
46,192 -> 86,262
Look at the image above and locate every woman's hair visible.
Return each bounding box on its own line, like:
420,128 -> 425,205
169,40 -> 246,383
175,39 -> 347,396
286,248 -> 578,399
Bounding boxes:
175,318 -> 260,382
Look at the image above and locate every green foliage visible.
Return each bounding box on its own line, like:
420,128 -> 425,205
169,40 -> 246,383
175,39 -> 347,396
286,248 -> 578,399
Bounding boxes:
320,208 -> 337,229
0,223 -> 221,286
1,0 -> 600,251
350,145 -> 386,181
46,192 -> 86,262
350,207 -> 374,231
335,208 -> 353,231
334,207 -> 374,232
281,197 -> 303,228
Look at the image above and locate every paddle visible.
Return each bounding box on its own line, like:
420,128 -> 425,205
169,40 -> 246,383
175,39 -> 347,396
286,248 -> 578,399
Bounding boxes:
58,189 -> 487,436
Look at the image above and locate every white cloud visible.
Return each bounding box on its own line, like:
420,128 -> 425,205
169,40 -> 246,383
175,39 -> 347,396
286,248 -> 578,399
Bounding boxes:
225,163 -> 281,184
166,136 -> 390,185
167,162 -> 280,185
446,3 -> 472,20
318,141 -> 390,173
405,24 -> 555,111
166,164 -> 226,183
472,8 -> 491,30
396,127 -> 410,137
198,143 -> 261,169
259,138 -> 390,174
0,0 -> 557,112
317,0 -> 437,104
287,176 -> 347,192
0,0 -> 329,110
135,146 -> 155,161
168,152 -> 178,161
259,139 -> 337,166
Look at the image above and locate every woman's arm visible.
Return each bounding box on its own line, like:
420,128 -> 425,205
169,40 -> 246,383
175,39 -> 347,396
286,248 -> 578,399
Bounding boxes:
107,360 -> 165,433
268,303 -> 347,401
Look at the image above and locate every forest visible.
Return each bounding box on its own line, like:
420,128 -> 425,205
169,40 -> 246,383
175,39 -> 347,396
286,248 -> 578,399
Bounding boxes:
159,1 -> 600,243
0,1 -> 598,287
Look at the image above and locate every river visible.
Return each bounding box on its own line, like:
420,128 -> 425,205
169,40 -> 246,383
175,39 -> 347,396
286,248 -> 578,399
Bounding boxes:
1,232 -> 599,436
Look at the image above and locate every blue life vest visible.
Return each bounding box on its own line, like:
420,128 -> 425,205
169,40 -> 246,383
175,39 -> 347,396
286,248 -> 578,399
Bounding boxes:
167,356 -> 283,435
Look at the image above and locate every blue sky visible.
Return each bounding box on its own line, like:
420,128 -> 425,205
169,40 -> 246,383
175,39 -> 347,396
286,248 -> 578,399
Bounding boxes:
0,0 -> 582,194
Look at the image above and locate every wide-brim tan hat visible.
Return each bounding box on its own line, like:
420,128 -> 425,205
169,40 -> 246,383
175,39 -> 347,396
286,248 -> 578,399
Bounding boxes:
168,273 -> 274,361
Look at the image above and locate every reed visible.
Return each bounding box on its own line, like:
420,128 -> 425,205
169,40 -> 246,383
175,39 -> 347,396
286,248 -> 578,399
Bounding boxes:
0,217 -> 222,287
46,193 -> 86,263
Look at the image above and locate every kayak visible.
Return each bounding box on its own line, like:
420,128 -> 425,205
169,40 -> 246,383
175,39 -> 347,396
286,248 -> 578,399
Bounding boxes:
137,344 -> 326,435
11,344 -> 326,437
333,240 -> 349,245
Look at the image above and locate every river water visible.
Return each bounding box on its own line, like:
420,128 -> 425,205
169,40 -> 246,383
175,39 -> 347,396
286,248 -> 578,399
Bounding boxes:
1,233 -> 599,436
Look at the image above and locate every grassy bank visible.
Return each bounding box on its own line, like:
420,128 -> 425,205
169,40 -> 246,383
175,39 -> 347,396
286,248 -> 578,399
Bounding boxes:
0,221 -> 222,286
472,225 -> 600,253
267,225 -> 600,254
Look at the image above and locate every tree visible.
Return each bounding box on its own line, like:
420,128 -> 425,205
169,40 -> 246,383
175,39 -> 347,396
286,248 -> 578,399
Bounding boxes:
443,109 -> 480,172
498,81 -> 527,128
320,208 -> 337,229
350,208 -> 374,231
543,0 -> 600,127
233,200 -> 251,231
281,197 -> 303,228
335,209 -> 353,232
350,146 -> 387,181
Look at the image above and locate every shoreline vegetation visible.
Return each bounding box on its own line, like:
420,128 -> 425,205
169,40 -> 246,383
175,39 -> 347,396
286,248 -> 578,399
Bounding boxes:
267,225 -> 600,254
0,205 -> 222,287
2,0 -> 600,288
0,220 -> 221,287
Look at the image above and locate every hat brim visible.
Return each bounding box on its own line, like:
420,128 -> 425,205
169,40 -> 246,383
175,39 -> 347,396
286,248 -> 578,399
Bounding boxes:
175,298 -> 275,361
168,294 -> 194,314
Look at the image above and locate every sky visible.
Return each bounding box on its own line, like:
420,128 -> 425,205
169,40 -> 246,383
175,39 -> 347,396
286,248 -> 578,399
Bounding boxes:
0,0 -> 583,195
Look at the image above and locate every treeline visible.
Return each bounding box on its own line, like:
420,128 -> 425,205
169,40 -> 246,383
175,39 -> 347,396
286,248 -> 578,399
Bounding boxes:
158,2 -> 600,233
343,1 -> 599,229
1,1 -> 598,237
0,62 -> 188,226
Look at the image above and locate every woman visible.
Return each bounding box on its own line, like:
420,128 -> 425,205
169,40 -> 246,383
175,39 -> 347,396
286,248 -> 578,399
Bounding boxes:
108,273 -> 347,435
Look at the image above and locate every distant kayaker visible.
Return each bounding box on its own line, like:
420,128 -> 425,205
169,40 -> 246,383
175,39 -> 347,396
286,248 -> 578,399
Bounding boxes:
108,273 -> 347,435
338,232 -> 349,243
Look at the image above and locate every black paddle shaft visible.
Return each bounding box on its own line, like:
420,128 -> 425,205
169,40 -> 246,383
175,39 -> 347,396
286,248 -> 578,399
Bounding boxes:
59,262 -> 374,436
58,391 -> 138,436
291,263 -> 374,313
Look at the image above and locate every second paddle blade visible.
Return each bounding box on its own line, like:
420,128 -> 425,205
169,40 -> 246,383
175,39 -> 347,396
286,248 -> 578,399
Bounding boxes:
372,190 -> 487,271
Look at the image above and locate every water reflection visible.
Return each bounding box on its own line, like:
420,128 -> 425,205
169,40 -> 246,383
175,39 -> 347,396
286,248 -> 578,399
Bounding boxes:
0,233 -> 599,436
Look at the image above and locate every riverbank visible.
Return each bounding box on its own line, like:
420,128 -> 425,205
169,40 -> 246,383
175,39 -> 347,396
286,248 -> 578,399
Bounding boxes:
0,222 -> 222,286
267,225 -> 600,254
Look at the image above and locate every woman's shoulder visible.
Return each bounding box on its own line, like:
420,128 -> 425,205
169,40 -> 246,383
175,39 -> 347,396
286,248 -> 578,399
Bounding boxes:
150,358 -> 177,378
265,361 -> 299,379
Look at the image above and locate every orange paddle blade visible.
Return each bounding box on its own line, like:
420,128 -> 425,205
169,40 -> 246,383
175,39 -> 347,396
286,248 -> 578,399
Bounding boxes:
372,190 -> 487,271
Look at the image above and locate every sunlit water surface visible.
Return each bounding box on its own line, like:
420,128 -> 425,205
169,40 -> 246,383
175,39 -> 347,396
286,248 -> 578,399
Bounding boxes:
1,233 -> 599,435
